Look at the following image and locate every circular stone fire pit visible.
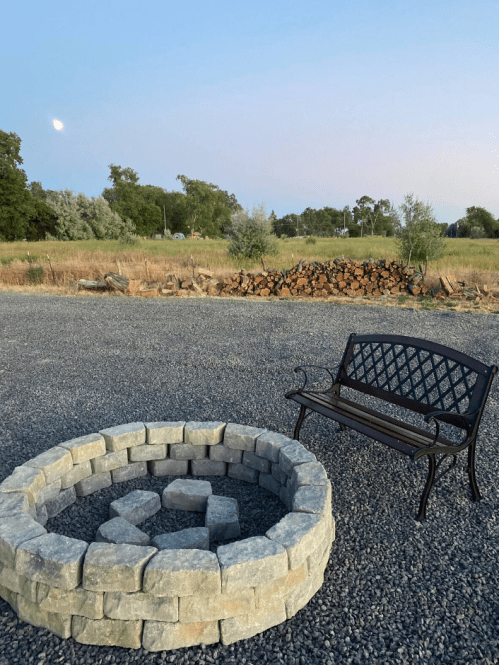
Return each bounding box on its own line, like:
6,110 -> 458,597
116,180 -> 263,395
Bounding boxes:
0,421 -> 334,651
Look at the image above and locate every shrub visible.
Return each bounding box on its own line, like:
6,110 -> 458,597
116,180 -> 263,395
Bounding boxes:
227,204 -> 278,261
396,194 -> 445,266
305,236 -> 317,244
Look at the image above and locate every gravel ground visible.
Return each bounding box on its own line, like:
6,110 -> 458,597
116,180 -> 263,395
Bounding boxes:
0,293 -> 498,665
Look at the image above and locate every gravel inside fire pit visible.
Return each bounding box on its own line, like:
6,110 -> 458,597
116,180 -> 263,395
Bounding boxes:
1,293 -> 498,665
48,475 -> 288,551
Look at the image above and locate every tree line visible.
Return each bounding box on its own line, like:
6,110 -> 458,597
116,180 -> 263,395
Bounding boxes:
1,129 -> 498,242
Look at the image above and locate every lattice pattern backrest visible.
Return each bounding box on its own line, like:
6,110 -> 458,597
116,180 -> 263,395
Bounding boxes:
345,341 -> 478,414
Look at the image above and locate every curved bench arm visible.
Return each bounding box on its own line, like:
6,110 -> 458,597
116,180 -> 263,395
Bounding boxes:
424,408 -> 479,434
293,364 -> 340,393
416,408 -> 481,458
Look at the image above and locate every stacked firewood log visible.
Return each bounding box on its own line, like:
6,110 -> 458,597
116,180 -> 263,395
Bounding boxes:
217,258 -> 428,298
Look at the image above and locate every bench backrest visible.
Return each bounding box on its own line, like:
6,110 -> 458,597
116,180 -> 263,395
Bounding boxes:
337,333 -> 497,431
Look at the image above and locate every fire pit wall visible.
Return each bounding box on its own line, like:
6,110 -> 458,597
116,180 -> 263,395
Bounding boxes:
0,422 -> 334,651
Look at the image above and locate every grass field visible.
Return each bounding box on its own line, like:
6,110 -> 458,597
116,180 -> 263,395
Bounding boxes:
0,237 -> 497,293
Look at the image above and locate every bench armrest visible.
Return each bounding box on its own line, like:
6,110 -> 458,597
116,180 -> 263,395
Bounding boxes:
424,408 -> 478,433
293,364 -> 340,393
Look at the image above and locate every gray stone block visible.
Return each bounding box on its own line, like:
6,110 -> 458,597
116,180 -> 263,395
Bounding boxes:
209,444 -> 242,464
271,462 -> 288,485
266,512 -> 325,570
104,590 -> 178,621
0,493 -> 29,518
45,486 -> 77,519
258,473 -> 281,496
292,484 -> 332,516
0,466 -> 46,504
0,514 -> 47,567
128,444 -> 167,462
75,472 -> 112,497
24,446 -> 73,484
111,462 -> 148,484
17,595 -> 72,639
0,583 -> 18,612
279,484 -> 294,511
191,459 -> 227,476
255,432 -> 296,463
15,533 -> 88,589
162,479 -> 212,512
99,422 -> 146,452
285,568 -> 324,619
60,460 -> 92,489
279,442 -> 316,476
59,433 -> 106,464
109,490 -> 161,525
184,421 -> 226,446
91,449 -> 128,474
169,443 -> 207,460
146,421 -> 185,444
223,424 -> 267,452
83,542 -> 157,592
205,495 -> 240,541
37,582 -> 104,619
217,537 -> 288,593
35,504 -> 48,526
35,479 -> 61,506
72,615 -> 143,649
143,549 -> 221,597
152,527 -> 210,551
288,462 -> 329,494
96,517 -> 151,546
220,597 -> 286,645
227,463 -> 259,484
242,451 -> 270,473
149,459 -> 188,476
142,618 -> 219,651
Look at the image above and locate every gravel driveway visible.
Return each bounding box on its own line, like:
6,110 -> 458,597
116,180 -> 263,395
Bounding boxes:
1,293 -> 498,665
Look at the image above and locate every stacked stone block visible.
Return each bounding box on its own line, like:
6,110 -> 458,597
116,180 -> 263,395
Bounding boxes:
0,421 -> 334,650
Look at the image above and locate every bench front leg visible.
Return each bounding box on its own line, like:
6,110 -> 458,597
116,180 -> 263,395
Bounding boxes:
293,405 -> 308,440
417,454 -> 436,521
467,439 -> 481,502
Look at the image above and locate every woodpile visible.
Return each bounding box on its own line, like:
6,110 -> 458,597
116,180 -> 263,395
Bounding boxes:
217,258 -> 427,298
74,260 -> 499,304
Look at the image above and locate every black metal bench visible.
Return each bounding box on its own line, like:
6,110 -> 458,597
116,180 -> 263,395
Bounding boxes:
285,333 -> 497,520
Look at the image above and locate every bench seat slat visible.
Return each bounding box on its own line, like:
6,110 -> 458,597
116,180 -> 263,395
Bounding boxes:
288,390 -> 455,456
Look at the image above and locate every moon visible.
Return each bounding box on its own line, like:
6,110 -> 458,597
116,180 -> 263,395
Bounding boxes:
52,119 -> 64,131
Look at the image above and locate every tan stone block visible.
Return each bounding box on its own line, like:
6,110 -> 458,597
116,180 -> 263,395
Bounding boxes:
142,619 -> 219,651
0,466 -> 46,504
99,423 -> 146,452
129,444 -> 167,462
17,595 -> 72,638
60,460 -> 92,489
284,569 -> 324,619
146,422 -> 185,444
0,582 -> 18,612
143,550 -> 220,597
24,446 -> 73,484
220,597 -> 286,645
37,583 -> 104,619
72,615 -> 142,648
59,433 -> 106,464
0,565 -> 38,601
103,590 -> 178,621
254,564 -> 308,603
91,449 -> 128,474
179,589 -> 255,622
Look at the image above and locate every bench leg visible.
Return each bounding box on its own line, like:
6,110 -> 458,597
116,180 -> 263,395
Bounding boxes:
467,441 -> 481,502
417,454 -> 436,521
293,405 -> 308,440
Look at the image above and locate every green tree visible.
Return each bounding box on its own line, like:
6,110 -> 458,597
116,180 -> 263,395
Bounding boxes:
25,182 -> 59,240
176,175 -> 240,237
397,193 -> 446,266
227,203 -> 278,261
454,206 -> 499,238
103,165 -> 162,236
353,196 -> 391,236
0,130 -> 35,240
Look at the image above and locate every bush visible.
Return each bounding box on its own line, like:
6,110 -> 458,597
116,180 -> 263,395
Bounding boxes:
227,204 -> 278,261
305,236 -> 317,244
397,194 -> 445,265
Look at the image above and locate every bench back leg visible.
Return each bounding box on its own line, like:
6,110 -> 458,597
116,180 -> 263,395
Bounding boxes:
467,440 -> 482,502
417,454 -> 436,521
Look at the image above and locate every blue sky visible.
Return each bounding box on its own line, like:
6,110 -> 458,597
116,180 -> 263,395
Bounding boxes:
3,0 -> 499,225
